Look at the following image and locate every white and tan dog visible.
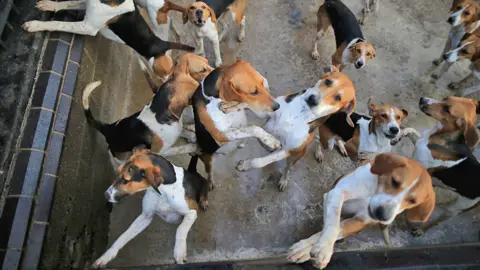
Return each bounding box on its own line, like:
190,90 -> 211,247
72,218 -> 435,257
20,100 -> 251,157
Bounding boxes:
287,153 -> 435,269
236,66 -> 357,191
183,0 -> 247,67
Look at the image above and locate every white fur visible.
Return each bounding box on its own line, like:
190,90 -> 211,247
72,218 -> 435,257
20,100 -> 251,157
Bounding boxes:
446,41 -> 474,62
187,18 -> 222,67
356,118 -> 393,154
24,0 -> 135,35
137,104 -> 183,153
93,166 -> 196,268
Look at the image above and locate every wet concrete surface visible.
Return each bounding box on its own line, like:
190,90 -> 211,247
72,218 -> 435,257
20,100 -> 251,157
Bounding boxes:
58,0 -> 480,267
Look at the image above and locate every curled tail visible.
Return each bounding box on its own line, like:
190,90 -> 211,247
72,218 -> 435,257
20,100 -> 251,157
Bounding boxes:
82,81 -> 108,135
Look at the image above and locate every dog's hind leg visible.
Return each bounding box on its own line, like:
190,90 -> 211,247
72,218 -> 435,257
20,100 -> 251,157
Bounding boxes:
36,0 -> 86,12
23,20 -> 98,35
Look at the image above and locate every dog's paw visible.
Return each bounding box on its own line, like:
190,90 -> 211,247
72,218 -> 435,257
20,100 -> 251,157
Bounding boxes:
448,82 -> 460,90
314,147 -> 324,163
278,176 -> 288,192
215,59 -> 222,68
311,51 -> 320,60
92,251 -> 117,269
310,243 -> 334,269
23,21 -> 42,32
337,140 -> 348,156
200,199 -> 209,211
236,159 -> 252,172
260,135 -> 281,151
432,58 -> 443,66
36,0 -> 57,11
287,239 -> 313,264
411,227 -> 425,237
237,31 -> 245,42
174,240 -> 188,264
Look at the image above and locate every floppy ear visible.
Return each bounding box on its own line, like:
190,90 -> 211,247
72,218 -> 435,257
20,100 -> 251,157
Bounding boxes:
344,98 -> 356,127
219,80 -> 242,102
401,109 -> 409,119
182,10 -> 189,24
450,0 -> 459,11
464,121 -> 480,148
146,165 -> 163,194
369,44 -> 376,58
207,5 -> 217,23
370,153 -> 406,175
367,96 -> 375,116
407,172 -> 435,222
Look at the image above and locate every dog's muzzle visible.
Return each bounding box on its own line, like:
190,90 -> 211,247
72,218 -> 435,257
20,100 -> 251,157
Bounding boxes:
194,10 -> 205,26
354,60 -> 365,69
447,17 -> 455,25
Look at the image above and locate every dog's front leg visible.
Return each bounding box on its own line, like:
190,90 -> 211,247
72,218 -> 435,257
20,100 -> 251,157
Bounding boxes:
207,33 -> 222,67
391,127 -> 420,145
174,210 -> 197,264
448,72 -> 476,91
160,144 -> 201,157
433,37 -> 452,66
224,126 -> 281,151
194,36 -> 205,57
23,20 -> 98,35
236,149 -> 289,172
431,61 -> 453,80
92,214 -> 153,268
36,0 -> 86,12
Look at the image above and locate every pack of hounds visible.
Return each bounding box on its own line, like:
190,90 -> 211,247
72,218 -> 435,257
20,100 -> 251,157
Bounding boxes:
23,0 -> 480,268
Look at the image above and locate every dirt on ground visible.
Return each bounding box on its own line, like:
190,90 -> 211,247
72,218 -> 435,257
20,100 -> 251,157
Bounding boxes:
80,0 -> 480,267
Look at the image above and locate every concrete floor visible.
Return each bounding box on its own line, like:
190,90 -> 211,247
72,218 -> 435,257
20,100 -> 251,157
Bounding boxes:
79,0 -> 480,267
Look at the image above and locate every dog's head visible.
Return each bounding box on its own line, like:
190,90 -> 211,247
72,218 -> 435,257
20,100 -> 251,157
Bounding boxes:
368,97 -> 408,139
443,33 -> 480,63
304,65 -> 356,125
448,0 -> 479,26
183,1 -> 216,27
419,96 -> 480,148
349,41 -> 376,69
152,55 -> 174,81
368,154 -> 435,224
217,60 -> 280,113
173,53 -> 213,82
104,147 -> 176,203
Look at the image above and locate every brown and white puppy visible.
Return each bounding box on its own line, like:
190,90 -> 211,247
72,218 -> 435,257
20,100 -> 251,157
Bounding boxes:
287,153 -> 435,269
409,96 -> 480,235
175,60 -> 280,190
431,0 -> 480,80
359,0 -> 380,25
440,33 -> 480,96
236,66 -> 356,191
92,147 -> 209,268
82,53 -> 213,168
312,0 -> 376,71
315,97 -> 418,162
183,0 -> 247,67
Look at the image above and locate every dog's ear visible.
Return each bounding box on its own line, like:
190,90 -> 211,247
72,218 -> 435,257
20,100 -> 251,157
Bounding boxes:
367,96 -> 375,116
344,98 -> 356,127
146,165 -> 163,194
450,0 -> 460,11
370,153 -> 406,175
407,171 -> 435,222
324,65 -> 339,73
401,109 -> 409,119
207,5 -> 217,23
464,121 -> 480,148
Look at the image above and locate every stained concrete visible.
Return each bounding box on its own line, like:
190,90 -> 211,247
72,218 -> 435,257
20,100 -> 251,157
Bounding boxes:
57,0 -> 480,268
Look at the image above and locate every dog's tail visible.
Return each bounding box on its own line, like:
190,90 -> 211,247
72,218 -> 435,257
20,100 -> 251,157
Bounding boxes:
166,41 -> 195,53
187,155 -> 199,174
82,81 -> 108,135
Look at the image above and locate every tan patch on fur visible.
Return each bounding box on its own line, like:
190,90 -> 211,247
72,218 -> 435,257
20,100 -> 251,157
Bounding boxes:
228,0 -> 247,24
217,60 -> 277,113
316,4 -> 332,35
157,0 -> 186,25
332,43 -> 347,70
168,73 -> 199,119
288,133 -> 314,165
153,55 -> 174,79
339,217 -> 371,238
151,134 -> 164,153
174,53 -> 213,82
451,0 -> 480,24
185,195 -> 200,211
184,1 -> 217,24
197,103 -> 229,145
349,42 -> 376,62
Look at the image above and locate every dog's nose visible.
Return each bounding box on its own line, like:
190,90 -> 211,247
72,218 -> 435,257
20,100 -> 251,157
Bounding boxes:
374,207 -> 389,221
272,102 -> 280,111
104,190 -> 111,201
357,61 -> 364,67
306,95 -> 318,107
389,127 -> 399,135
419,97 -> 427,106
443,53 -> 449,60
196,9 -> 203,16
447,17 -> 454,24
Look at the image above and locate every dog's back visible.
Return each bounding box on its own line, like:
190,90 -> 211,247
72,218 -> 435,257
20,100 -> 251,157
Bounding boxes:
432,155 -> 480,199
323,0 -> 364,47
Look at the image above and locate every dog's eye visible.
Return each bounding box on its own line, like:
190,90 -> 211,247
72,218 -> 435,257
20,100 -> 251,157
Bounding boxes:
140,170 -> 147,178
443,105 -> 450,113
190,6 -> 195,10
202,5 -> 206,9
251,90 -> 259,96
408,198 -> 417,204
201,68 -> 207,72
334,95 -> 341,102
391,177 -> 400,189
461,48 -> 468,54
396,115 -> 401,120
366,52 -> 371,57
381,113 -> 388,119
325,79 -> 333,86
464,11 -> 470,16
457,5 -> 462,11
356,49 -> 362,54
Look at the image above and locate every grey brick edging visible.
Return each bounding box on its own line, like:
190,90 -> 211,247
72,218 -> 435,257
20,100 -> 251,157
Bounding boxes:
0,18 -> 85,269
